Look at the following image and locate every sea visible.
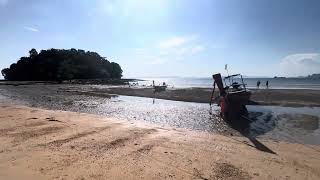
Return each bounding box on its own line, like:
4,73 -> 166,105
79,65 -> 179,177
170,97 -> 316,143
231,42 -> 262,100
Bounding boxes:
136,77 -> 320,89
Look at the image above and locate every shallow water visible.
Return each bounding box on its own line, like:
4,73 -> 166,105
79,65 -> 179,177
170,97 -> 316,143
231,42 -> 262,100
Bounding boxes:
136,77 -> 320,89
0,84 -> 319,145
248,106 -> 320,145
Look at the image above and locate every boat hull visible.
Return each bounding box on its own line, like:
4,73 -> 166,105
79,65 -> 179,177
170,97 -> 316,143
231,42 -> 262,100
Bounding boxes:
226,90 -> 251,106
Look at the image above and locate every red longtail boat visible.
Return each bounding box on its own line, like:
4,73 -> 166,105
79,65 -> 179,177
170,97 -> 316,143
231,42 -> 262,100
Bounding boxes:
210,73 -> 251,121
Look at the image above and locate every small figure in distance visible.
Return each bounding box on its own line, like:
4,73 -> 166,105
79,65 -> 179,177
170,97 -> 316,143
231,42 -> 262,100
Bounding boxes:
257,80 -> 261,89
266,80 -> 269,89
163,82 -> 166,86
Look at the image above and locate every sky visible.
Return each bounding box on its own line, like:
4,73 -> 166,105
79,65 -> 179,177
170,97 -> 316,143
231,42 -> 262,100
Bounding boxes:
0,0 -> 320,78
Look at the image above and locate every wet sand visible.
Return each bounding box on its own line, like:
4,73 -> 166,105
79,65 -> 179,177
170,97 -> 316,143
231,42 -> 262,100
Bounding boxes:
92,86 -> 320,107
1,104 -> 320,180
1,83 -> 320,107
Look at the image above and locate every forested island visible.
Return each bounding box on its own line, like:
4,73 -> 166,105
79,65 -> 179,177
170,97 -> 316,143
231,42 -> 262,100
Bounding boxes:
1,48 -> 122,81
307,74 -> 320,79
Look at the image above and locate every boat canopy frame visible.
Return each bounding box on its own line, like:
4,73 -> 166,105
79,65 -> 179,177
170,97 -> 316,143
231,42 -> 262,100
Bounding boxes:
223,74 -> 247,91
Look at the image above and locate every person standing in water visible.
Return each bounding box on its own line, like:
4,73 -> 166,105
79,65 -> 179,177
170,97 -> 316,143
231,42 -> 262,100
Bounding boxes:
266,80 -> 269,89
257,80 -> 261,89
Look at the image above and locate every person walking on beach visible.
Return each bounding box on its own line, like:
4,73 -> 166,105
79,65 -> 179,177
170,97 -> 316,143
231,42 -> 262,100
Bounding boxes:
266,80 -> 269,89
257,80 -> 261,89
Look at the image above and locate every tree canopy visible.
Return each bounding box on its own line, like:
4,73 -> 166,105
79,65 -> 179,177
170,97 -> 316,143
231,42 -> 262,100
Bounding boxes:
1,48 -> 123,81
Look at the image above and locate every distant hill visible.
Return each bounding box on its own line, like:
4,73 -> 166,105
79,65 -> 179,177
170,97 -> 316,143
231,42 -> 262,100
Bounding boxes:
307,74 -> 320,79
273,76 -> 286,79
1,48 -> 122,81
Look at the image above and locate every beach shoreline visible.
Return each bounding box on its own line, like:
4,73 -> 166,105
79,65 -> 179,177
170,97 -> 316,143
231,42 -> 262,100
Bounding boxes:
91,86 -> 320,107
1,81 -> 320,107
0,104 -> 319,179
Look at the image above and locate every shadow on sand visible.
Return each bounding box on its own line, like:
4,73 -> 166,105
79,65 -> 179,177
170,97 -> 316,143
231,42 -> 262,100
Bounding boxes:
226,114 -> 277,155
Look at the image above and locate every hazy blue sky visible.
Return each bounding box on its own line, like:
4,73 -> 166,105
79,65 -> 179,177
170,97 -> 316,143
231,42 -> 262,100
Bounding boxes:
1,0 -> 320,78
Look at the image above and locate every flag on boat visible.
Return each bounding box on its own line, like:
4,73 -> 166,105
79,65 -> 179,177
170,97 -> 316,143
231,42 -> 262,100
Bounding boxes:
225,64 -> 228,70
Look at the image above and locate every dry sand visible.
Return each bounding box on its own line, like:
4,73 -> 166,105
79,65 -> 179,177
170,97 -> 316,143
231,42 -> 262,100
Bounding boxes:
0,104 -> 320,180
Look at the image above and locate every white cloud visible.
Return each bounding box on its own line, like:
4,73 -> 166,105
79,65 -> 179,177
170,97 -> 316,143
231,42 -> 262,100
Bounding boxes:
137,54 -> 166,65
158,35 -> 197,49
23,26 -> 39,32
97,0 -> 168,19
132,35 -> 205,65
158,35 -> 204,57
133,48 -> 147,55
0,0 -> 8,6
148,57 -> 166,65
190,45 -> 205,54
280,53 -> 320,76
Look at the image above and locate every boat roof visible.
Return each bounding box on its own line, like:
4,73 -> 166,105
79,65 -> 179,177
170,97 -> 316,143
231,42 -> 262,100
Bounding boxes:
224,74 -> 241,79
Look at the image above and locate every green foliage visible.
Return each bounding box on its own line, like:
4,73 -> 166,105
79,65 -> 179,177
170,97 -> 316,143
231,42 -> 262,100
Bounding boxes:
1,48 -> 123,81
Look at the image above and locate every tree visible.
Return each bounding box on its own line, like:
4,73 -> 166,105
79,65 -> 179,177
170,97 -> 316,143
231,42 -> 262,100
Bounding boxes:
110,62 -> 123,78
1,48 -> 123,81
29,48 -> 38,59
1,68 -> 11,80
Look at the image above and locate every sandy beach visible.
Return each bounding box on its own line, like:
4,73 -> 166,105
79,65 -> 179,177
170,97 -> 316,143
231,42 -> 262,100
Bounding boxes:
1,84 -> 320,179
1,104 -> 320,180
1,83 -> 320,140
2,0 -> 320,179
